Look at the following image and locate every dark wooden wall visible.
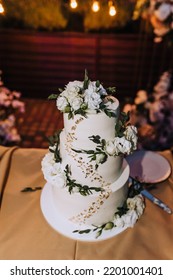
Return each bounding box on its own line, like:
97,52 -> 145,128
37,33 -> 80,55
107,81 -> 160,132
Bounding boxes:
0,29 -> 172,101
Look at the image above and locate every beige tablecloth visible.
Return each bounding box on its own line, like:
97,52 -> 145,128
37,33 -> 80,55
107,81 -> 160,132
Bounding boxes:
0,146 -> 173,260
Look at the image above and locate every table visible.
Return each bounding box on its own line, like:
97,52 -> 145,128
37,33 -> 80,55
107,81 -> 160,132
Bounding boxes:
0,146 -> 173,260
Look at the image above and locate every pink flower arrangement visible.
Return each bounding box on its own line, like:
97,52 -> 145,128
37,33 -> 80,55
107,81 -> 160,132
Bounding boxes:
123,70 -> 173,150
0,70 -> 25,145
133,0 -> 173,42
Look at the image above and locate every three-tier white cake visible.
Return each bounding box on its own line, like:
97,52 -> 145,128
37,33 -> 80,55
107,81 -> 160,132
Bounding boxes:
41,72 -> 144,239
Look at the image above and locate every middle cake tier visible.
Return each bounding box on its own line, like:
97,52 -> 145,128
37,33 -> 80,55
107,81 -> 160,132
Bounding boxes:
60,130 -> 124,188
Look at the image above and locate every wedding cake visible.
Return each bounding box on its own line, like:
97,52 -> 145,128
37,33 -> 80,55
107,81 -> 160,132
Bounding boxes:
41,72 -> 144,239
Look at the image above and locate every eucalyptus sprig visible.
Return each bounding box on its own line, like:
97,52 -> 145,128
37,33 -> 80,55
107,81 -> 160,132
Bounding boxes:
83,69 -> 90,90
115,111 -> 130,137
99,102 -> 117,118
106,86 -> 116,95
48,87 -> 63,100
73,221 -> 115,239
73,177 -> 144,238
72,135 -> 107,169
48,130 -> 62,163
64,165 -> 103,195
21,186 -> 42,192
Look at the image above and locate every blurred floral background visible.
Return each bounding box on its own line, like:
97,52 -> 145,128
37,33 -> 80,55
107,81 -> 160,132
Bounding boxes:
0,0 -> 173,150
0,70 -> 25,146
123,69 -> 173,150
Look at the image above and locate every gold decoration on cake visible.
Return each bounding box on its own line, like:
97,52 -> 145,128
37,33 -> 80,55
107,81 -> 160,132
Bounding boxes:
70,183 -> 111,224
64,120 -> 112,224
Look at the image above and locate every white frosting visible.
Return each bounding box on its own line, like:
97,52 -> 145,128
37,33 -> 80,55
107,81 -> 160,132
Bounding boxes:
52,159 -> 129,226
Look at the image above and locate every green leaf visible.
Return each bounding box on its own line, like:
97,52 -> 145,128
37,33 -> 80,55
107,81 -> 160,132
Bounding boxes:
106,87 -> 116,94
48,94 -> 58,100
64,106 -> 71,113
89,135 -> 101,144
68,112 -> 73,119
77,229 -> 91,234
21,186 -> 42,192
83,69 -> 90,90
96,229 -> 102,238
100,154 -> 108,164
104,109 -> 117,118
58,88 -> 63,93
96,80 -> 100,87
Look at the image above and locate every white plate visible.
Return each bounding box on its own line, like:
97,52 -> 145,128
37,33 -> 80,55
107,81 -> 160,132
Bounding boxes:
126,150 -> 171,183
40,183 -> 130,242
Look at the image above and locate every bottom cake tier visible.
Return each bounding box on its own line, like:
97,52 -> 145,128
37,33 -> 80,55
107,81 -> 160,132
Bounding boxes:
51,159 -> 130,226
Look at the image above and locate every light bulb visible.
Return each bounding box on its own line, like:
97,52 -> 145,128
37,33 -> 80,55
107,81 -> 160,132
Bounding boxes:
92,1 -> 100,13
70,0 -> 78,9
0,3 -> 4,14
109,5 -> 116,16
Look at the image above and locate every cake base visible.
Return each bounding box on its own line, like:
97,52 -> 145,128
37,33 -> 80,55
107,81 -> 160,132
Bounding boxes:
40,183 -> 131,242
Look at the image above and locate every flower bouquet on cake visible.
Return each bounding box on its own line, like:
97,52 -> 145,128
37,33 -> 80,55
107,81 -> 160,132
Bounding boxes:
123,70 -> 173,151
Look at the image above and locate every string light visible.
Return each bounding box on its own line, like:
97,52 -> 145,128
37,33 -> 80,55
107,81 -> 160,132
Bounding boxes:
0,2 -> 4,14
70,0 -> 78,9
91,1 -> 100,13
108,1 -> 116,17
68,0 -> 116,17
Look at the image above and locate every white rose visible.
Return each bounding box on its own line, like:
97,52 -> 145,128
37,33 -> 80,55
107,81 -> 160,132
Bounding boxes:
114,214 -> 125,228
104,96 -> 119,113
84,91 -> 102,109
41,152 -> 66,188
124,125 -> 138,150
93,81 -> 107,96
41,153 -> 55,182
105,140 -> 116,155
84,81 -> 103,109
154,3 -> 172,21
95,153 -> 105,164
61,81 -> 83,104
66,81 -> 83,93
56,96 -> 68,111
126,197 -> 136,210
122,210 -> 138,227
50,172 -> 66,188
114,136 -> 132,155
41,152 -> 55,169
70,96 -> 83,111
134,194 -> 145,217
127,194 -> 144,217
62,89 -> 78,104
51,162 -> 62,175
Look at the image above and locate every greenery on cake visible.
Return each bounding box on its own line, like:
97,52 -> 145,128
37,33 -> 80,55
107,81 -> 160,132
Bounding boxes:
73,177 -> 145,238
48,70 -> 117,119
72,135 -> 108,170
65,165 -> 103,196
48,130 -> 62,163
72,112 -> 138,169
42,135 -> 104,195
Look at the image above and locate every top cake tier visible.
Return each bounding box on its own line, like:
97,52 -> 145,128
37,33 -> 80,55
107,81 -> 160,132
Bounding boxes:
63,98 -> 119,150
